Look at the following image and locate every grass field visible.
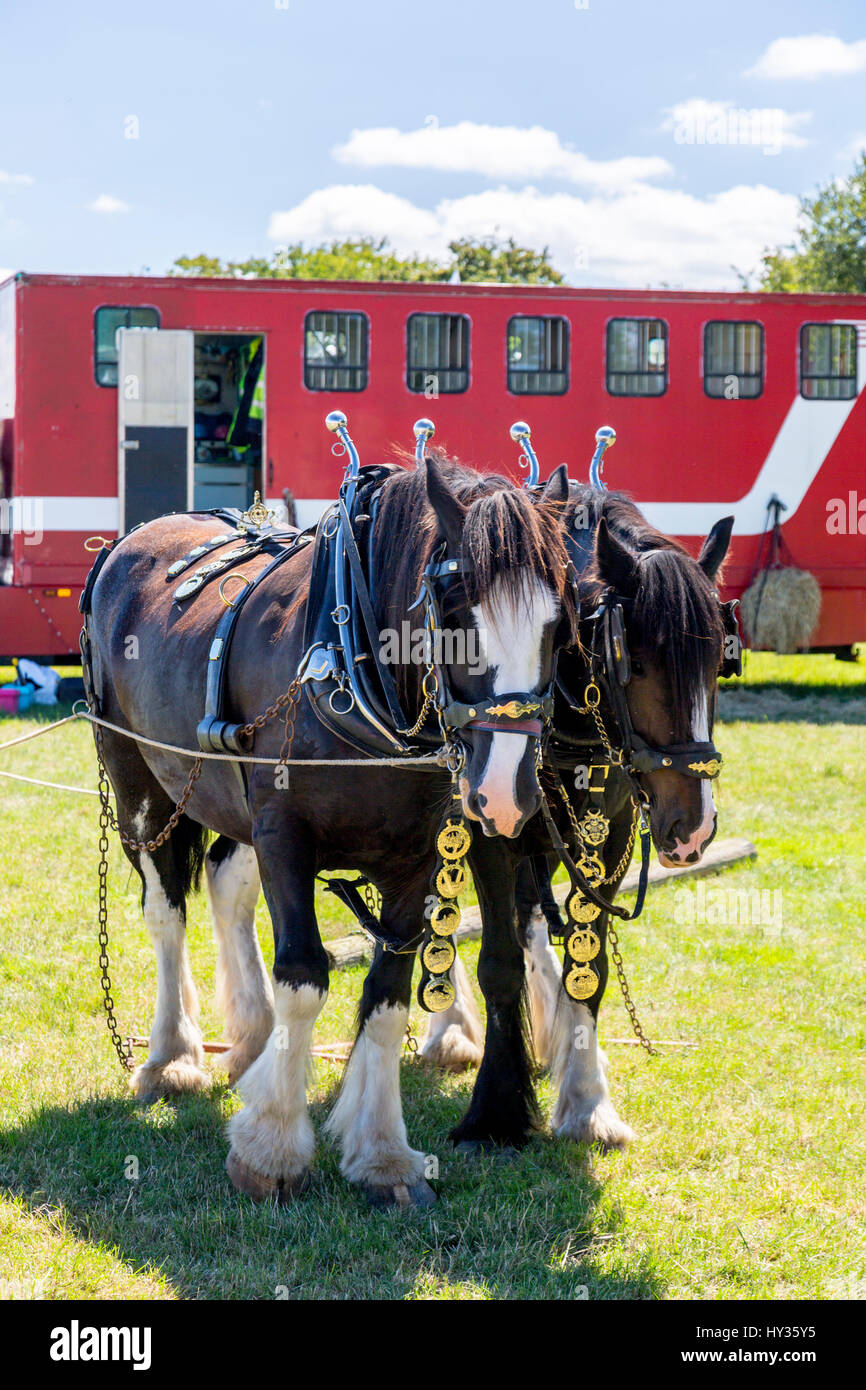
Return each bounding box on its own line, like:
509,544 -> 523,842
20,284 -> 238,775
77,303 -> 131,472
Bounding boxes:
0,652 -> 863,1300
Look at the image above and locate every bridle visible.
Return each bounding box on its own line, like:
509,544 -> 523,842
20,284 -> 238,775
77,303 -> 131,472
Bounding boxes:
569,586 -> 734,796
409,545 -> 556,749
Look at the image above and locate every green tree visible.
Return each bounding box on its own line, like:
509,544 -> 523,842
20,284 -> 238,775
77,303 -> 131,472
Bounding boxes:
171,236 -> 564,285
757,153 -> 866,293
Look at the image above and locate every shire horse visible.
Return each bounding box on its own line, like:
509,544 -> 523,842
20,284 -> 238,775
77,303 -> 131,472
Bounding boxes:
86,453 -> 575,1206
421,479 -> 734,1154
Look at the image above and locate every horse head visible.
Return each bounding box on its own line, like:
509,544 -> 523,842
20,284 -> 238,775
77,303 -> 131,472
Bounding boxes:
588,509 -> 733,866
554,476 -> 733,868
421,457 -> 577,839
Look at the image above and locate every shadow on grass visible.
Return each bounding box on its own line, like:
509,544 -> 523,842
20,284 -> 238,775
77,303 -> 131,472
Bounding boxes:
718,682 -> 866,724
0,1062 -> 663,1301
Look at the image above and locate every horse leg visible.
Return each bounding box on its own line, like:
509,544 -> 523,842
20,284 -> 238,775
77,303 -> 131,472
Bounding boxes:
204,837 -> 273,1085
450,838 -> 539,1151
225,818 -> 327,1201
94,724 -> 209,1103
515,857 -> 563,1070
549,806 -> 637,1151
326,890 -> 436,1208
550,981 -> 635,1152
418,945 -> 484,1072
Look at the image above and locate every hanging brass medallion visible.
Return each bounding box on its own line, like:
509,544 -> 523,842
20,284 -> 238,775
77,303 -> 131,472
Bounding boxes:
566,928 -> 601,963
567,892 -> 602,924
576,851 -> 605,886
422,977 -> 456,1012
430,901 -> 460,936
436,862 -> 467,899
578,808 -> 610,847
565,963 -> 599,1001
422,937 -> 456,974
437,820 -> 472,861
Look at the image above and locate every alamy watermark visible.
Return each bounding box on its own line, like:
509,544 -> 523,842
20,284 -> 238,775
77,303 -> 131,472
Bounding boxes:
673,881 -> 783,929
378,621 -> 486,675
0,496 -> 43,545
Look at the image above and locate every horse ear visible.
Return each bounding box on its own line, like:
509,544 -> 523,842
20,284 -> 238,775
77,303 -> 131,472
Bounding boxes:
540,463 -> 569,504
698,516 -> 734,581
594,516 -> 637,595
425,456 -> 467,554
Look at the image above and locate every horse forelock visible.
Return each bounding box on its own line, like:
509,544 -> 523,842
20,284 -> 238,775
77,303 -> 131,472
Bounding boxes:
375,452 -> 576,631
574,488 -> 724,737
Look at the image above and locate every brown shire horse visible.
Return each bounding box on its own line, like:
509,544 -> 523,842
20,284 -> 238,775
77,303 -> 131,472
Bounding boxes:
86,455 -> 577,1206
421,480 -> 733,1154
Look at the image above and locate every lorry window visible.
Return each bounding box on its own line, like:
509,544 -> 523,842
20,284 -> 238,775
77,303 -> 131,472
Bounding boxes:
606,318 -> 667,396
506,315 -> 568,395
407,313 -> 470,394
94,305 -> 161,386
704,321 -> 764,398
800,323 -> 857,400
304,311 -> 368,391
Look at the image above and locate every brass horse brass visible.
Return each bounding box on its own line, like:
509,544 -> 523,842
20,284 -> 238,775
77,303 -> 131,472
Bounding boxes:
485,699 -> 541,719
565,963 -> 599,1001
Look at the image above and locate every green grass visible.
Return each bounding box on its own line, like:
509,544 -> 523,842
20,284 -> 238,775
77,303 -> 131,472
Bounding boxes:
0,656 -> 864,1300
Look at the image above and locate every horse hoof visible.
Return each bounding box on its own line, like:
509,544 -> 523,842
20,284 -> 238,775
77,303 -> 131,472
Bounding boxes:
360,1179 -> 437,1210
454,1140 -> 519,1161
225,1149 -> 310,1203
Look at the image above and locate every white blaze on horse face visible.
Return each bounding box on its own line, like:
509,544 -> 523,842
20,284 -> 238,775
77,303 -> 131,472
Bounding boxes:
668,691 -> 717,863
470,574 -> 558,838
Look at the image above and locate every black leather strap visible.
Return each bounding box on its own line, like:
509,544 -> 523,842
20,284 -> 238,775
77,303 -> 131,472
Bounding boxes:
337,496 -> 409,734
196,539 -> 308,763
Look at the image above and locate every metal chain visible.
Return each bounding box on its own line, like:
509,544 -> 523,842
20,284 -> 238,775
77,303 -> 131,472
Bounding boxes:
91,676 -> 302,1072
276,678 -> 302,768
542,750 -> 653,1053
404,1022 -> 419,1055
606,919 -> 655,1055
95,744 -> 134,1072
240,676 -> 301,741
401,665 -> 437,739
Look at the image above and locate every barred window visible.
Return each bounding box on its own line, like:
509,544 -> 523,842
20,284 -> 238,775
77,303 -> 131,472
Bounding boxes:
507,316 -> 568,395
406,314 -> 470,393
800,323 -> 857,400
94,305 -> 161,386
304,311 -> 368,391
606,318 -> 667,396
704,321 -> 764,399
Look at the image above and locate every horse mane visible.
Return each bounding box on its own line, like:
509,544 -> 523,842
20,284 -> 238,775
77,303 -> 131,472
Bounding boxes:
374,450 -> 578,707
567,484 -> 724,732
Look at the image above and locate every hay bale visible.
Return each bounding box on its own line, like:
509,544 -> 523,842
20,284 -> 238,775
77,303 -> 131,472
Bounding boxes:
740,566 -> 821,654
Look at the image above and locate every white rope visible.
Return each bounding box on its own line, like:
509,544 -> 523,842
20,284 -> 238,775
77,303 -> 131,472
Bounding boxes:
0,768 -> 101,795
78,708 -> 446,769
0,713 -> 79,752
0,704 -> 447,801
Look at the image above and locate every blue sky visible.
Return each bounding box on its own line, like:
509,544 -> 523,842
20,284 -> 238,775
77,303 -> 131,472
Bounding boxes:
1,0 -> 864,288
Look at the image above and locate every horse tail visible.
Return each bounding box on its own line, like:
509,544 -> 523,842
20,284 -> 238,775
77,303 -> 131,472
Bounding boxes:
169,814 -> 210,900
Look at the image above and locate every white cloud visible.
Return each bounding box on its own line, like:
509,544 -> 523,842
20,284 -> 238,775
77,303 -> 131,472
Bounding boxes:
0,170 -> 33,185
267,180 -> 799,291
661,99 -> 812,154
746,34 -> 866,80
269,185 -> 443,253
334,122 -> 673,191
89,193 -> 130,214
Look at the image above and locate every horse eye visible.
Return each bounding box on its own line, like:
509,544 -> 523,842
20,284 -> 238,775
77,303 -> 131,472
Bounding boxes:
631,661 -> 645,677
